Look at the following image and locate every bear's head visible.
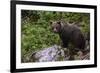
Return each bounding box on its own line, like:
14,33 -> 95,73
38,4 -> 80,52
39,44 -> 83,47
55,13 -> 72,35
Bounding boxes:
50,21 -> 64,33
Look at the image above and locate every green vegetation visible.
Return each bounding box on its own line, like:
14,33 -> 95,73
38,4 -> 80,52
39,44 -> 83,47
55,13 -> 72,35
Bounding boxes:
21,10 -> 90,62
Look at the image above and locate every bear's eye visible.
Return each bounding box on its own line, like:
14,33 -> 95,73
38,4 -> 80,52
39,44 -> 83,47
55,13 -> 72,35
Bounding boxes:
55,26 -> 59,30
51,27 -> 55,30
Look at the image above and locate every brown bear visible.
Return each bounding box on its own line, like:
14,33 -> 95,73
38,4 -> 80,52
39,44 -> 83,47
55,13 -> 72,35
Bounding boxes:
51,21 -> 85,50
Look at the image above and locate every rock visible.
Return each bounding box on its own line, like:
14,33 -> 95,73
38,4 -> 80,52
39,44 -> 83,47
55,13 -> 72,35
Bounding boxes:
29,45 -> 70,62
28,44 -> 90,62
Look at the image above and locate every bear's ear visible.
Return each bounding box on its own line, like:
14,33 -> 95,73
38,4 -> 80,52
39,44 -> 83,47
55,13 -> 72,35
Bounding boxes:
50,21 -> 53,24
